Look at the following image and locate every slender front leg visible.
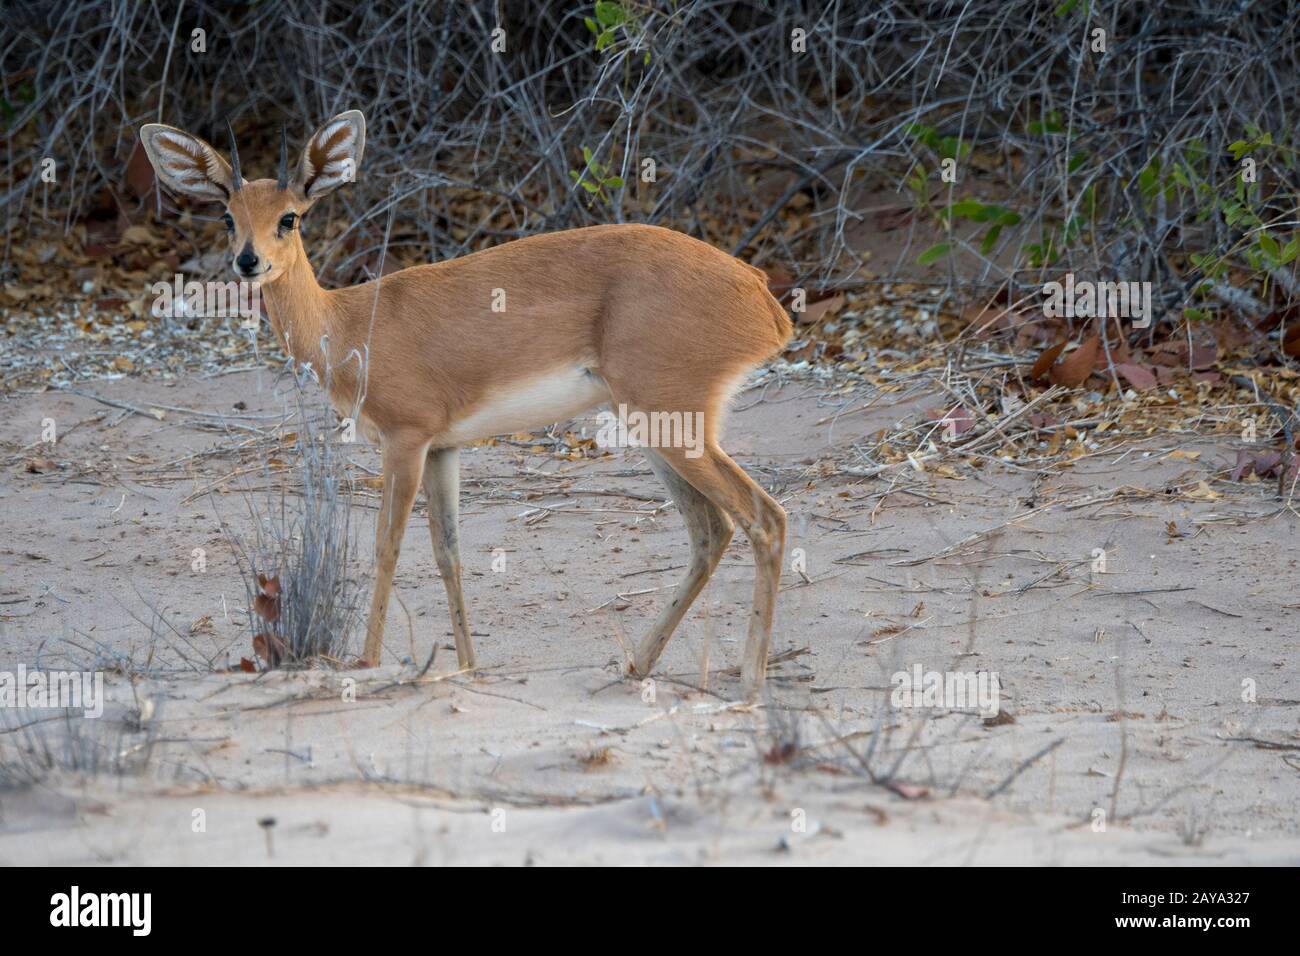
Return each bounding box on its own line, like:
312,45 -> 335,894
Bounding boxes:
421,446 -> 476,670
362,438 -> 426,665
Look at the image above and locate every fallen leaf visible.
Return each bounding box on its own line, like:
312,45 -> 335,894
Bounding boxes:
1284,325 -> 1300,358
924,405 -> 976,437
1231,449 -> 1254,482
795,293 -> 844,326
1049,335 -> 1101,388
1114,362 -> 1157,391
1189,344 -> 1217,370
1030,340 -> 1068,382
1252,451 -> 1282,476
1028,411 -> 1058,429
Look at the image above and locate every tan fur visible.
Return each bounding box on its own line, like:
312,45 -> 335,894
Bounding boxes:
141,112 -> 793,698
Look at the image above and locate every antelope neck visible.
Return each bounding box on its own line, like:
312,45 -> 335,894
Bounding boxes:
258,236 -> 335,369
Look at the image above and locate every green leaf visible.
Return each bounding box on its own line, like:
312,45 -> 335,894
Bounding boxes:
582,146 -> 594,165
1054,0 -> 1081,15
1227,140 -> 1250,161
1259,232 -> 1281,261
584,16 -> 598,34
917,242 -> 951,265
1067,151 -> 1087,174
1185,307 -> 1206,322
603,175 -> 624,188
997,209 -> 1021,226
595,1 -> 624,26
568,169 -> 581,181
581,181 -> 600,193
980,224 -> 1003,254
1282,238 -> 1300,264
948,199 -> 985,220
1138,163 -> 1159,198
906,163 -> 927,195
906,123 -> 939,149
595,29 -> 614,51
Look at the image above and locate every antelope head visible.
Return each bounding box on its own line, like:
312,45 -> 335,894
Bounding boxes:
139,111 -> 366,285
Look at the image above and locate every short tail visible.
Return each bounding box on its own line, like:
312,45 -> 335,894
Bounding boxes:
763,287 -> 794,348
737,260 -> 793,349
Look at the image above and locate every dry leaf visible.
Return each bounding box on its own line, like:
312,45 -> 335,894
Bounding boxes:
252,632 -> 285,667
1049,335 -> 1101,388
1030,340 -> 1068,382
796,293 -> 844,326
1114,362 -> 1157,391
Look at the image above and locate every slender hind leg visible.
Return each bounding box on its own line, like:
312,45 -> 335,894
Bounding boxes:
421,446 -> 476,670
647,444 -> 786,699
630,449 -> 734,679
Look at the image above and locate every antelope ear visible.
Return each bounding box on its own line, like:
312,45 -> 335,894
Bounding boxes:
292,110 -> 365,201
139,124 -> 239,202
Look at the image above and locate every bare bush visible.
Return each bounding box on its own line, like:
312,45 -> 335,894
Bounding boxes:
0,707 -> 159,786
221,366 -> 365,667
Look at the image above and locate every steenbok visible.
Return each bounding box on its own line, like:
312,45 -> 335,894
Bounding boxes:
139,111 -> 792,697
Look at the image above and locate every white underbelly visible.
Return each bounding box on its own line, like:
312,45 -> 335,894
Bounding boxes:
441,367 -> 611,445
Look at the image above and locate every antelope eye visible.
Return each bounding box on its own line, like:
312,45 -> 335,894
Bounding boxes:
221,213 -> 235,231
278,213 -> 297,232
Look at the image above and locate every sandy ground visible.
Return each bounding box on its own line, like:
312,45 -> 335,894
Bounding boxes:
1,363 -> 1298,865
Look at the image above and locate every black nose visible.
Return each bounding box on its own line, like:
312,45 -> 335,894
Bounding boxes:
236,250 -> 259,272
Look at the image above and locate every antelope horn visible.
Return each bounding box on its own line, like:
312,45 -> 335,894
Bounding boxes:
226,119 -> 242,191
277,125 -> 289,191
